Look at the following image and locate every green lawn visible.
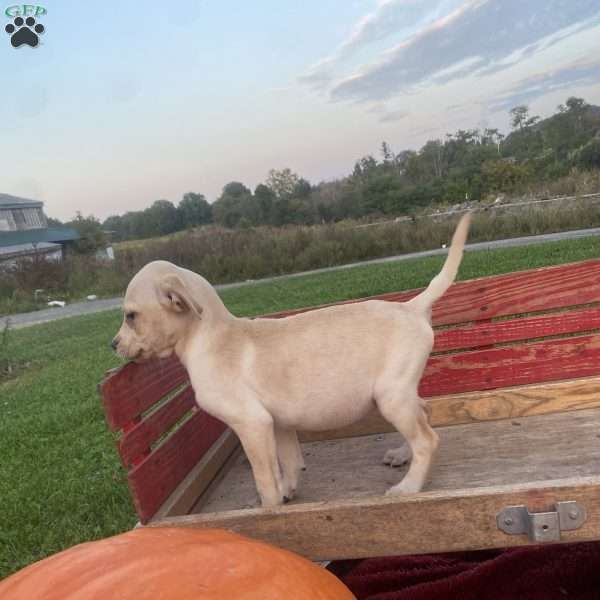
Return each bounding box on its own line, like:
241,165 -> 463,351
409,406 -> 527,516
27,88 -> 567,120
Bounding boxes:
2,234 -> 600,578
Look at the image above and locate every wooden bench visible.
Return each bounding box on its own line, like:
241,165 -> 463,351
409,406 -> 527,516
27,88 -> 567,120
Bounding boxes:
99,258 -> 600,561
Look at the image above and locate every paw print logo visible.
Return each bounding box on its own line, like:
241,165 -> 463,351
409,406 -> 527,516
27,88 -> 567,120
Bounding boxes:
5,16 -> 45,48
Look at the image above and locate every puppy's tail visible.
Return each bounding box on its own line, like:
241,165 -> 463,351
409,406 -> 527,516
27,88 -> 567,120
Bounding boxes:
408,212 -> 471,313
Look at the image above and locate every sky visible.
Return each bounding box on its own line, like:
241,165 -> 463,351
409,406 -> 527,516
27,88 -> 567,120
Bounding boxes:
1,0 -> 600,222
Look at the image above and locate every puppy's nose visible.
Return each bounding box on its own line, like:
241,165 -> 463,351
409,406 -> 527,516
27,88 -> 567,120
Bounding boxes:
111,337 -> 119,351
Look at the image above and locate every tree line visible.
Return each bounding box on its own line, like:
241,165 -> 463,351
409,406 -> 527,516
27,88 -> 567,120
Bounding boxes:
55,97 -> 600,244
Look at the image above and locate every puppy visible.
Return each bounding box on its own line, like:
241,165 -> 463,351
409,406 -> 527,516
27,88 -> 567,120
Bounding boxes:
113,214 -> 471,507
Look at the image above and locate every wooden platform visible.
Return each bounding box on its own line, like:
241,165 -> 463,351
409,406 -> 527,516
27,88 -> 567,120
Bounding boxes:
195,407 -> 600,514
100,258 -> 600,560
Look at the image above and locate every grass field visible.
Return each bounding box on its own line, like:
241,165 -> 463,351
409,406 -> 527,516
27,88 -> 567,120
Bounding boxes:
6,193 -> 600,318
3,234 -> 600,578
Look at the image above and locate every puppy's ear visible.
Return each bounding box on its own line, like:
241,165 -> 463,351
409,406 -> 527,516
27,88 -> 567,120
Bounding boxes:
157,274 -> 203,318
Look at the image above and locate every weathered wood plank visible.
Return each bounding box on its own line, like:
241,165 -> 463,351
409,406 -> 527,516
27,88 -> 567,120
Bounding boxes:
128,411 -> 227,523
264,258 -> 600,327
147,476 -> 600,561
299,376 -> 600,441
421,333 -> 600,397
152,429 -> 240,520
100,356 -> 188,430
433,306 -> 600,352
200,406 -> 600,513
119,385 -> 196,466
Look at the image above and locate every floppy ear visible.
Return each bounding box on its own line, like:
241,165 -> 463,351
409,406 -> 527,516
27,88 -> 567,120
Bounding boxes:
157,274 -> 203,318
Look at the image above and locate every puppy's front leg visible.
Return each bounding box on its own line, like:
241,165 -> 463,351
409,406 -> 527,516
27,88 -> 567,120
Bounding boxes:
275,427 -> 305,501
233,416 -> 284,508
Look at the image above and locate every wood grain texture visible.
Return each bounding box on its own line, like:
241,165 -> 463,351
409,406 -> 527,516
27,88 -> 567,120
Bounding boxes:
100,356 -> 188,430
199,406 -> 600,513
263,258 -> 600,327
118,385 -> 196,466
420,333 -> 600,397
147,476 -> 600,561
433,306 -> 600,352
300,376 -> 600,441
128,411 -> 227,523
152,429 -> 240,520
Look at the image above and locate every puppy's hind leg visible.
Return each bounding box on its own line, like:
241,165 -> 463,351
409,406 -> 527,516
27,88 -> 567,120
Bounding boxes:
382,399 -> 429,467
376,385 -> 439,495
275,427 -> 305,502
232,412 -> 285,508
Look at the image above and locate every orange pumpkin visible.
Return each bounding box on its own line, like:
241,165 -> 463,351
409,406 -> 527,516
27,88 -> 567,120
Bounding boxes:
0,528 -> 355,600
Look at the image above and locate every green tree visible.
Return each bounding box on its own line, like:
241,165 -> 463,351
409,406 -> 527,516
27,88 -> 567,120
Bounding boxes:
177,192 -> 212,228
222,181 -> 251,198
420,140 -> 445,178
254,184 -> 276,223
212,182 -> 252,228
293,178 -> 312,199
145,200 -> 180,236
380,141 -> 394,165
577,137 -> 600,169
565,96 -> 589,136
352,155 -> 378,180
510,105 -> 540,130
483,128 -> 504,154
66,213 -> 106,254
266,168 -> 301,199
481,159 -> 530,193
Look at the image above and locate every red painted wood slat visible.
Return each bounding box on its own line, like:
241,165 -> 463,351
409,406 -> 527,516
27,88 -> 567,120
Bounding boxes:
433,306 -> 600,352
432,258 -> 600,326
421,333 -> 600,397
128,410 -> 227,523
119,385 -> 197,467
101,356 -> 189,430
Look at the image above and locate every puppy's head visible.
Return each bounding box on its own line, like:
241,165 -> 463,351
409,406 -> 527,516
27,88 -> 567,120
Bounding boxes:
112,261 -> 202,362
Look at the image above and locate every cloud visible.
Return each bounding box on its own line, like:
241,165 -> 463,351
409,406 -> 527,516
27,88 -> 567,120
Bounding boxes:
368,102 -> 410,123
488,58 -> 600,113
379,109 -> 410,122
338,0 -> 442,56
328,0 -> 600,102
299,0 -> 452,92
409,125 -> 443,137
298,58 -> 336,92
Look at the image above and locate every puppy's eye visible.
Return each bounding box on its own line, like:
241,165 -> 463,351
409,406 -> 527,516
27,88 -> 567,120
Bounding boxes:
126,312 -> 136,322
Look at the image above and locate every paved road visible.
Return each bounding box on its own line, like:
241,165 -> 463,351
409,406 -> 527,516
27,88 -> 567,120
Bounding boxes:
4,226 -> 600,330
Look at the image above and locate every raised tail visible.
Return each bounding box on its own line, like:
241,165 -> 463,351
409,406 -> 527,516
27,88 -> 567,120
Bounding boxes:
408,212 -> 471,313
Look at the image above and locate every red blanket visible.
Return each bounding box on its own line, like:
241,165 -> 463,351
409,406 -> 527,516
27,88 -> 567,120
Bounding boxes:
341,543 -> 600,600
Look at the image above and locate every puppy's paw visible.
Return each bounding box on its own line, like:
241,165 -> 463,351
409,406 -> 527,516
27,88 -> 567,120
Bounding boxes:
261,496 -> 285,508
386,479 -> 422,496
383,444 -> 412,467
281,480 -> 297,502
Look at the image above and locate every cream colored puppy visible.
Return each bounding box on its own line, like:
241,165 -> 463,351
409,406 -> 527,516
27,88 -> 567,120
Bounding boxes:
112,214 -> 471,507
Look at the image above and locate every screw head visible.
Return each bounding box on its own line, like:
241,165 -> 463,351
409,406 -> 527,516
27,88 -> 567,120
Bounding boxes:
504,517 -> 514,526
568,509 -> 579,520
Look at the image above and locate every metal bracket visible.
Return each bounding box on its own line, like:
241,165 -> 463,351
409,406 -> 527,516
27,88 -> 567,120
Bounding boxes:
497,501 -> 586,543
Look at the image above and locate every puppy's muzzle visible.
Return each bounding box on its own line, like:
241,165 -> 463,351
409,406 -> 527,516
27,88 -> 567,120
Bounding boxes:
111,337 -> 119,351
